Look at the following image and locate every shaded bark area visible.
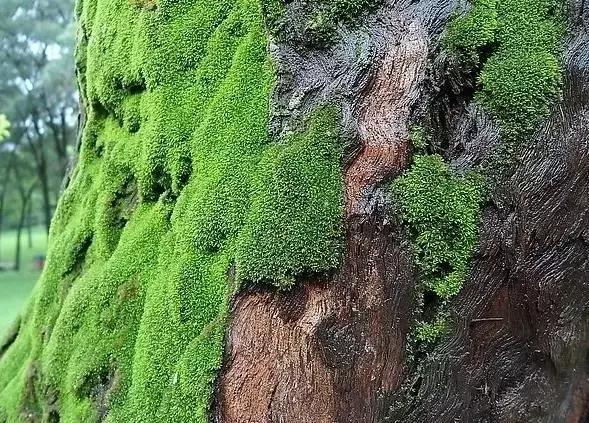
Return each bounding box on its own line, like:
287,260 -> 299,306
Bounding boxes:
389,10 -> 589,420
215,0 -> 589,422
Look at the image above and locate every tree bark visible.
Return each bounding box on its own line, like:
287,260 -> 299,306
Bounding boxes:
0,143 -> 19,261
214,1 -> 589,422
12,166 -> 36,272
26,199 -> 33,249
13,189 -> 32,272
0,166 -> 11,262
26,116 -> 54,235
0,1 -> 587,422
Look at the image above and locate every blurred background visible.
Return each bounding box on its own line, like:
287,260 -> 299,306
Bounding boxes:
0,0 -> 77,337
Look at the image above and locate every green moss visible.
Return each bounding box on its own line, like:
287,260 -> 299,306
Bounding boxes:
0,0 -> 344,421
401,0 -> 565,349
415,314 -> 450,344
236,108 -> 344,288
262,0 -> 380,44
392,155 -> 484,300
445,0 -> 499,63
409,125 -> 428,151
446,0 -> 565,141
260,0 -> 285,32
394,155 -> 483,349
312,0 -> 381,42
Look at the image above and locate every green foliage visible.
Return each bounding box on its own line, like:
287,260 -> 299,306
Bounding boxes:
0,0 -> 78,234
415,314 -> 450,344
0,0 -> 344,421
446,0 -> 565,141
392,155 -> 484,299
0,115 -> 9,140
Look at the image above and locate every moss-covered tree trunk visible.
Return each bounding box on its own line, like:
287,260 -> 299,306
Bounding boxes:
1,0 -> 588,422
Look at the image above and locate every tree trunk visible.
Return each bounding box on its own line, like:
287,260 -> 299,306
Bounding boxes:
12,170 -> 35,273
27,114 -> 54,236
0,147 -> 17,261
38,158 -> 52,235
27,199 -> 33,249
13,191 -> 31,272
0,1 -> 587,422
0,186 -> 7,263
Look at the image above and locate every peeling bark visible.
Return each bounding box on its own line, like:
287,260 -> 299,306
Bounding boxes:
347,20 -> 428,216
215,217 -> 414,423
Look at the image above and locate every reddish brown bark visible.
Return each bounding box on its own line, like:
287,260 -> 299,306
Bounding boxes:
346,21 -> 427,217
215,216 -> 414,423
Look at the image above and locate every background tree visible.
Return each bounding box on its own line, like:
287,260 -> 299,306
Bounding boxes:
0,0 -> 588,422
11,152 -> 37,271
0,0 -> 76,237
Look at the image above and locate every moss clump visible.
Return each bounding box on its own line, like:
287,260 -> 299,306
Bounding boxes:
0,0 -> 344,421
262,0 -> 380,45
446,0 -> 565,141
409,125 -> 428,151
308,0 -> 379,40
236,108 -> 343,288
445,0 -> 499,63
415,314 -> 450,344
400,0 -> 565,348
393,155 -> 483,349
392,155 -> 484,300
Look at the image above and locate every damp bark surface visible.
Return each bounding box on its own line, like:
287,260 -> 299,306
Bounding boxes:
213,0 -> 589,422
1,0 -> 588,422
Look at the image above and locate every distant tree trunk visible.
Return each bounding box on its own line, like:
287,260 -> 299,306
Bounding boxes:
26,115 -> 54,235
14,200 -> 27,272
39,170 -> 51,235
0,1 -> 587,422
0,182 -> 8,263
12,167 -> 35,272
0,147 -> 17,261
42,95 -> 72,179
26,199 -> 33,249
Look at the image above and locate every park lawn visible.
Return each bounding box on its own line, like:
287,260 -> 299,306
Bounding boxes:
0,226 -> 47,338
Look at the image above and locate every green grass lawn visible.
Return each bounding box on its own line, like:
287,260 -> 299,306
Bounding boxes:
0,226 -> 47,338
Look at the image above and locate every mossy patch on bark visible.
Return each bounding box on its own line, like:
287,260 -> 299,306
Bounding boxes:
392,153 -> 485,297
262,0 -> 380,46
400,0 -> 565,349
